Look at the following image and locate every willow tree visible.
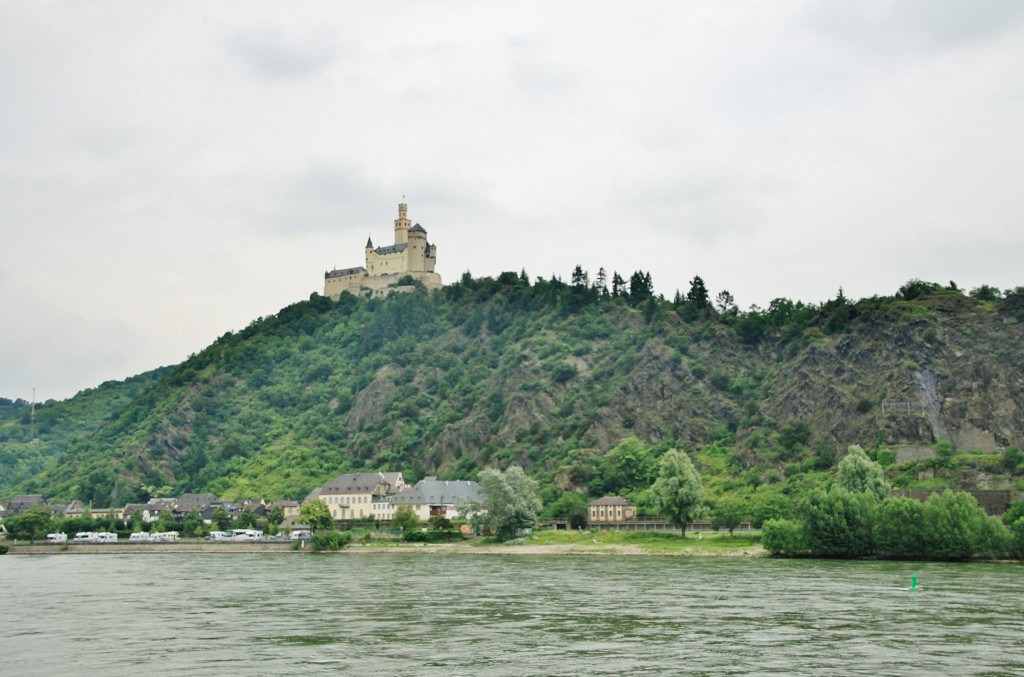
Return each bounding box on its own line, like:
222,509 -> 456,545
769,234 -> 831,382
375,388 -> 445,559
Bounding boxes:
835,445 -> 891,500
651,449 -> 704,538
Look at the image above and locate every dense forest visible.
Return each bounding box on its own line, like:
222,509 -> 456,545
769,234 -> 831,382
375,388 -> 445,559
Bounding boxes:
1,270 -> 1022,521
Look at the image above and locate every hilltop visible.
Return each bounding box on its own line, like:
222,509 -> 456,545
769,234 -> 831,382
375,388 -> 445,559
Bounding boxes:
1,273 -> 1022,512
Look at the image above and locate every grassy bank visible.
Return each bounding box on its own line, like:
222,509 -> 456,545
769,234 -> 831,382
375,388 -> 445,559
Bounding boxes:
520,529 -> 764,555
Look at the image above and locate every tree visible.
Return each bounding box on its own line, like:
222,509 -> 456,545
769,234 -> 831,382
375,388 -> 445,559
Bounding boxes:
715,290 -> 737,316
541,491 -> 589,529
391,504 -> 419,531
591,436 -> 659,496
835,445 -> 890,500
611,272 -> 625,298
650,449 -> 704,537
236,507 -> 258,529
472,466 -> 542,541
211,505 -> 232,531
800,487 -> 876,557
710,495 -> 747,536
778,419 -> 812,454
628,271 -> 653,307
300,499 -> 334,533
6,506 -> 53,542
761,518 -> 804,556
872,496 -> 926,559
266,505 -> 285,528
182,509 -> 204,537
686,275 -> 711,311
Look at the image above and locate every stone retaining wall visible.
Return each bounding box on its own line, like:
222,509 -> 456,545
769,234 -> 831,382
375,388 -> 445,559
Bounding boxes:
6,541 -> 297,555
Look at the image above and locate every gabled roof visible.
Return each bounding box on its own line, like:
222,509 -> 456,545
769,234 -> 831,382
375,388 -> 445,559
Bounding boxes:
409,223 -> 427,233
320,472 -> 404,496
174,493 -> 219,513
390,480 -> 482,506
375,243 -> 408,255
589,496 -> 635,507
326,266 -> 366,279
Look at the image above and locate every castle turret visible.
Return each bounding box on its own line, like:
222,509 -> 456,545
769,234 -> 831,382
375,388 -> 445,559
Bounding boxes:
394,202 -> 411,245
408,223 -> 428,271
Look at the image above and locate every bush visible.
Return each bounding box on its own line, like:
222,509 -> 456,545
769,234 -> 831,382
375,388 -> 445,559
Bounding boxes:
761,518 -> 804,556
1011,518 -> 1024,560
310,530 -> 352,551
402,528 -> 462,543
550,361 -> 577,383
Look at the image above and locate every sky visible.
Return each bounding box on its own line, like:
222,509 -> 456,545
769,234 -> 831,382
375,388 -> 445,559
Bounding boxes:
2,1 -> 1023,402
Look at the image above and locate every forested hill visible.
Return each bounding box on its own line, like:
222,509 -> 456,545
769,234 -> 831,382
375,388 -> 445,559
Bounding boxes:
2,273 -> 1023,508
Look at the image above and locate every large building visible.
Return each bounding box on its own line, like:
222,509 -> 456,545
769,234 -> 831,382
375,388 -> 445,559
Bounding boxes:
324,203 -> 442,299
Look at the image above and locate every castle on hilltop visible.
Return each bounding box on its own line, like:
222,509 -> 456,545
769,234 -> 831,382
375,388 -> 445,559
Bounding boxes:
324,203 -> 442,299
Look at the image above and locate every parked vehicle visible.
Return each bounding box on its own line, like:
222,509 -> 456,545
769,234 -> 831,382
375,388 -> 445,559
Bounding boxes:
73,532 -> 98,543
150,531 -> 179,542
231,529 -> 264,541
290,530 -> 311,541
207,531 -> 231,541
46,533 -> 68,544
95,532 -> 118,543
129,532 -> 151,542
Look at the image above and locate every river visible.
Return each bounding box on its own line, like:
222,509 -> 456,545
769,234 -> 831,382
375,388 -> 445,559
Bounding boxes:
1,553 -> 1021,675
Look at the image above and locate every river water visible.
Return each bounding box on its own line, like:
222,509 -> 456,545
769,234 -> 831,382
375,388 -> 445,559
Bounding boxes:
1,553 -> 1022,675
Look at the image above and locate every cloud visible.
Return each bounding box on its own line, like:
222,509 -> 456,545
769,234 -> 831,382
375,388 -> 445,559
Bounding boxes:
807,0 -> 1024,53
0,278 -> 151,401
229,25 -> 339,81
615,171 -> 796,244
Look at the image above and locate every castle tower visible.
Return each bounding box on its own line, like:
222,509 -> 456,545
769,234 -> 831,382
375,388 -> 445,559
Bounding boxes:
407,223 -> 427,271
394,202 -> 411,245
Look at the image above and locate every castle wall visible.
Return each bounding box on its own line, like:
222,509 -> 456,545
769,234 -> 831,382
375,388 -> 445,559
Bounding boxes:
366,250 -> 408,276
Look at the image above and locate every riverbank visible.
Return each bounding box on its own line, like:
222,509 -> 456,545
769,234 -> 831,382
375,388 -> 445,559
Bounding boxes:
5,541 -> 296,555
3,531 -> 765,557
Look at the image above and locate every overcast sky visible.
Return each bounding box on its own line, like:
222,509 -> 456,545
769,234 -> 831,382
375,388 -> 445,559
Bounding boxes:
2,1 -> 1023,402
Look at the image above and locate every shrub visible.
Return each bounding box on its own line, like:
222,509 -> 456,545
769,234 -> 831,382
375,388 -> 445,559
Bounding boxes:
311,530 -> 351,552
761,518 -> 804,556
550,361 -> 577,383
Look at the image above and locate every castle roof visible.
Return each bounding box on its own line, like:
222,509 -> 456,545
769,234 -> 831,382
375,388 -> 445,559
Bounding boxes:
325,266 -> 366,279
366,236 -> 373,248
409,223 -> 426,233
375,243 -> 408,255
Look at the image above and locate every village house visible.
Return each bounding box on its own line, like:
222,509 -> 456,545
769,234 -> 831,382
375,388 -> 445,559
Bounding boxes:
270,500 -> 301,518
172,493 -> 220,519
388,478 -> 483,522
588,496 -> 637,523
6,494 -> 47,515
307,472 -> 406,520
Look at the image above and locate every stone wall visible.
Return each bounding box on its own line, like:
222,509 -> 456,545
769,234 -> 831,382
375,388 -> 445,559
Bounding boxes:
953,424 -> 999,453
895,445 -> 936,463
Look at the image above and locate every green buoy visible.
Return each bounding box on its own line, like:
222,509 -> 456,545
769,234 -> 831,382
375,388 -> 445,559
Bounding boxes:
911,574 -> 918,591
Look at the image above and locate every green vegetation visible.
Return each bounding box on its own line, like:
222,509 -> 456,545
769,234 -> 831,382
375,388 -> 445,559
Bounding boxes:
762,450 -> 1011,560
651,449 -> 705,537
528,528 -> 760,555
1,273 -> 1022,550
300,500 -> 334,532
467,465 -> 542,541
310,530 -> 351,551
391,504 -> 420,532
